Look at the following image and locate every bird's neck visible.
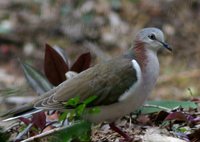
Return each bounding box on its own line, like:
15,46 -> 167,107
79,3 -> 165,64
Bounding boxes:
132,41 -> 159,80
132,41 -> 159,87
132,41 -> 148,72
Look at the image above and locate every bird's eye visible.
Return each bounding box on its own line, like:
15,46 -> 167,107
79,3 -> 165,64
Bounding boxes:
148,34 -> 156,40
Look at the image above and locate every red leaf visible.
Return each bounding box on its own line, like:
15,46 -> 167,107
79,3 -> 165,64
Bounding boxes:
19,117 -> 31,125
191,98 -> 200,103
165,112 -> 187,122
32,112 -> 46,130
53,45 -> 68,63
44,44 -> 69,86
70,52 -> 91,73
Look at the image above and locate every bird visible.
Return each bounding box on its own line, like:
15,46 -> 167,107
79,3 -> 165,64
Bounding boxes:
2,27 -> 171,141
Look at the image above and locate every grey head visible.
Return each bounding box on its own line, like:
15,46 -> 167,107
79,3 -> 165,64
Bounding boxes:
135,27 -> 172,52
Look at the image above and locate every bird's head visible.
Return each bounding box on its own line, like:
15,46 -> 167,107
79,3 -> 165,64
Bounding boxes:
135,27 -> 172,52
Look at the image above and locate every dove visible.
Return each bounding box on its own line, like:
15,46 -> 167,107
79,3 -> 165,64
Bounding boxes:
2,27 -> 171,141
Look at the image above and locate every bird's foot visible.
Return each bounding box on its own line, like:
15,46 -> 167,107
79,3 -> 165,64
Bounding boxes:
109,122 -> 133,142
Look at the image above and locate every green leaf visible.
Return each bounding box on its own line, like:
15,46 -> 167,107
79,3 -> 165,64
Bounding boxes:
176,127 -> 190,133
76,104 -> 86,117
88,107 -> 100,114
64,96 -> 80,107
49,121 -> 91,142
137,100 -> 197,114
68,110 -> 76,121
21,61 -> 53,95
59,111 -> 68,122
83,95 -> 98,105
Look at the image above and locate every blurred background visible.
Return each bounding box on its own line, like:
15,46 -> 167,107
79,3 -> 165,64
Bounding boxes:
0,0 -> 199,112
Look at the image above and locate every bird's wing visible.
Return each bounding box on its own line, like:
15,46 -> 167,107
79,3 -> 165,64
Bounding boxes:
34,56 -> 138,109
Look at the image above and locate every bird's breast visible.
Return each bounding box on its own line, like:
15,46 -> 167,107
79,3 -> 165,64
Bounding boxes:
142,49 -> 160,91
118,50 -> 160,111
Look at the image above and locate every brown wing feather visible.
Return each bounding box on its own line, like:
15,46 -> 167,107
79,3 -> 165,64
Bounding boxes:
34,56 -> 137,109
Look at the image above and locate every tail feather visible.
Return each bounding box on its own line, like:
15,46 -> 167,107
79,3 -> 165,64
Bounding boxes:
1,86 -> 60,121
1,103 -> 41,121
2,109 -> 42,122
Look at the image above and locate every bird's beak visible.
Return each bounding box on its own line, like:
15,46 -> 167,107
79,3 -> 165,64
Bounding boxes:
158,40 -> 172,52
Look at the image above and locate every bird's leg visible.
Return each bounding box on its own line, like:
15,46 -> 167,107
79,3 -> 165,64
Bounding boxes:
109,122 -> 133,142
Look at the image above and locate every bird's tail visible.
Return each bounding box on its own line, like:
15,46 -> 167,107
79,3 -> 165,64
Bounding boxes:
1,103 -> 41,122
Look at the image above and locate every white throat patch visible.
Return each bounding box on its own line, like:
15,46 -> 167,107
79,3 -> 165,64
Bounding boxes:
118,59 -> 142,101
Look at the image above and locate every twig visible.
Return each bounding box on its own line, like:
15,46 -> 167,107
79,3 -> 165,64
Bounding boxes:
143,104 -> 171,112
21,123 -> 73,142
16,123 -> 33,141
22,126 -> 63,142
